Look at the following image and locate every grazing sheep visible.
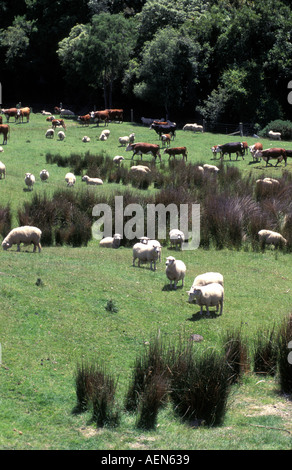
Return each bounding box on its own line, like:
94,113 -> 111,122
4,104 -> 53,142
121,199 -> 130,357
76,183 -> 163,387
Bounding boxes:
119,136 -> 130,146
24,173 -> 35,191
183,123 -> 203,132
258,229 -> 287,248
45,128 -> 54,138
2,225 -> 42,252
187,272 -> 224,303
99,133 -> 108,141
268,130 -> 281,140
82,175 -> 103,185
82,136 -> 90,143
165,256 -> 186,289
169,229 -> 185,250
113,155 -> 124,165
132,242 -> 160,271
39,169 -> 49,182
65,172 -> 76,187
188,283 -> 224,316
0,161 -> 6,179
58,130 -> 66,141
99,233 -> 122,248
203,163 -> 219,174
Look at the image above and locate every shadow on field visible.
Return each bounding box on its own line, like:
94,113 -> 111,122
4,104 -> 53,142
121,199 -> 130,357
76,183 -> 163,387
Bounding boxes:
187,311 -> 221,321
161,284 -> 184,291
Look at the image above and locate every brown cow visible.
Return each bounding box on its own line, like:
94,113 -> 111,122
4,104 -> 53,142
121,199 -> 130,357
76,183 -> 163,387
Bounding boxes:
107,109 -> 123,122
77,114 -> 91,126
2,108 -> 18,122
0,116 -> 2,124
51,119 -> 66,130
241,141 -> 248,155
0,124 -> 10,144
126,142 -> 161,162
17,107 -> 30,122
90,110 -> 109,126
164,147 -> 188,161
255,148 -> 287,166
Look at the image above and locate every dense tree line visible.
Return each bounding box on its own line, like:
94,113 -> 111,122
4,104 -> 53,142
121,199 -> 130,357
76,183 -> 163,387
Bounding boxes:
1,0 -> 292,124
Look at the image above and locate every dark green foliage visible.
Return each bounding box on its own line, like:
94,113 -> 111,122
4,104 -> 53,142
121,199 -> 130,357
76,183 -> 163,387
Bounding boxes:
259,120 -> 292,141
105,299 -> 119,313
253,327 -> 278,376
0,205 -> 11,239
276,314 -> 292,395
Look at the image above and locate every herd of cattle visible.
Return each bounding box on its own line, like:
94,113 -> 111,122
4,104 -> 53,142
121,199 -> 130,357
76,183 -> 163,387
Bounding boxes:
0,106 -> 291,169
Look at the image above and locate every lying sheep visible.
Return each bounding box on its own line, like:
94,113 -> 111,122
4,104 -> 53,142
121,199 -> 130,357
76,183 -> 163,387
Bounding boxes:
45,128 -> 54,138
99,133 -> 108,141
130,165 -> 151,175
187,272 -> 224,303
258,229 -> 287,248
165,256 -> 186,289
65,172 -> 76,187
24,173 -> 35,190
40,169 -> 49,182
255,177 -> 280,196
169,229 -> 185,250
188,283 -> 224,316
58,130 -> 66,141
82,175 -> 103,185
2,225 -> 42,252
99,233 -> 122,249
0,161 -> 6,179
82,136 -> 90,143
113,155 -> 125,165
132,242 -> 160,271
203,163 -> 219,174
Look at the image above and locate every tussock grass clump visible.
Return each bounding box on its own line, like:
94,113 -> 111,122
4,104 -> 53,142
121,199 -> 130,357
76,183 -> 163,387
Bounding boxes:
223,328 -> 250,384
276,314 -> 292,396
0,205 -> 11,238
253,327 -> 278,376
168,342 -> 231,427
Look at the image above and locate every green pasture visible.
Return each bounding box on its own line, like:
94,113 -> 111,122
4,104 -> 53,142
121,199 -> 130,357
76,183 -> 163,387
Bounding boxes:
0,113 -> 291,450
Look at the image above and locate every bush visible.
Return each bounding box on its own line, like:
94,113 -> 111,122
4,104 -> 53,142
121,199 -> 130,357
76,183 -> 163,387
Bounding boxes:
253,327 -> 278,376
0,205 -> 11,239
223,328 -> 250,384
259,120 -> 292,140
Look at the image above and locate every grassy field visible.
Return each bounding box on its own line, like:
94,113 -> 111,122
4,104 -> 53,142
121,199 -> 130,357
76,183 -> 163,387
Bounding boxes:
0,113 -> 291,450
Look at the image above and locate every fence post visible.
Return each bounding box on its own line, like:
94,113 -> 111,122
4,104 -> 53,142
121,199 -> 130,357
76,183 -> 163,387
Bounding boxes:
239,122 -> 243,136
131,109 -> 134,122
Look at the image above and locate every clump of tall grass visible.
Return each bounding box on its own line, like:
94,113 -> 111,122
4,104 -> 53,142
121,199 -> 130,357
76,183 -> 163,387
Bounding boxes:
168,341 -> 231,427
276,314 -> 292,396
0,204 -> 11,238
223,328 -> 250,384
253,326 -> 278,376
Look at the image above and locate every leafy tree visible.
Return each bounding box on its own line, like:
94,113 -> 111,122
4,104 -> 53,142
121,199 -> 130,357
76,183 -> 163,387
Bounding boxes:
58,13 -> 137,108
0,15 -> 37,65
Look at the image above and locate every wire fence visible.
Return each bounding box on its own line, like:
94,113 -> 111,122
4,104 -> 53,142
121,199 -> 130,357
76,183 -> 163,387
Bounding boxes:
202,120 -> 257,137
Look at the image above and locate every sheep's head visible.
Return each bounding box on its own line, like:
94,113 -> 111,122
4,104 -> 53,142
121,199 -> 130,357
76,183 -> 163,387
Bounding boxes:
165,256 -> 175,266
2,241 -> 10,250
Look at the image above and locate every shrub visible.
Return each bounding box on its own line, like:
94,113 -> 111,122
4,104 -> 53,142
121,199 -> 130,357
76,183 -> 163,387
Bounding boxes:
259,120 -> 292,140
0,205 -> 11,239
223,328 -> 250,384
276,314 -> 292,395
253,327 -> 278,376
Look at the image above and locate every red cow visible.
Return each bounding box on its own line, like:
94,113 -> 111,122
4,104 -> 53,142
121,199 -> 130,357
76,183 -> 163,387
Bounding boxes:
0,124 -> 10,144
90,110 -> 109,126
107,109 -> 123,122
241,141 -> 248,155
126,142 -> 161,162
77,114 -> 91,126
51,119 -> 67,130
2,108 -> 18,122
163,147 -> 188,161
255,148 -> 287,166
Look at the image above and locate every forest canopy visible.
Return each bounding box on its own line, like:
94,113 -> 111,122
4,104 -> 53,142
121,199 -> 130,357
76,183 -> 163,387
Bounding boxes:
1,0 -> 292,125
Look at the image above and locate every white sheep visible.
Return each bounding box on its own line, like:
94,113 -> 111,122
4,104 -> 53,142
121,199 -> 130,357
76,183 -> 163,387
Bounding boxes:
65,172 -> 76,187
99,133 -> 108,141
268,130 -> 281,140
0,146 -> 4,153
169,229 -> 185,250
2,226 -> 42,252
203,164 -> 219,174
132,242 -> 160,271
39,169 -> 49,182
45,128 -> 54,138
187,272 -> 224,303
258,229 -> 287,248
119,136 -> 130,146
101,129 -> 110,138
255,177 -> 280,195
58,130 -> 66,140
165,256 -> 186,289
183,123 -> 203,132
130,165 -> 151,175
113,155 -> 125,165
139,237 -> 162,262
82,175 -> 103,185
188,283 -> 224,316
24,173 -> 35,191
99,233 -> 122,249
129,133 -> 135,143
0,161 -> 6,179
82,136 -> 90,143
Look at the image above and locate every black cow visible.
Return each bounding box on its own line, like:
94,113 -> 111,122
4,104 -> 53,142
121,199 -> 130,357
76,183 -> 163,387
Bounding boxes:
215,142 -> 245,160
150,122 -> 176,140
